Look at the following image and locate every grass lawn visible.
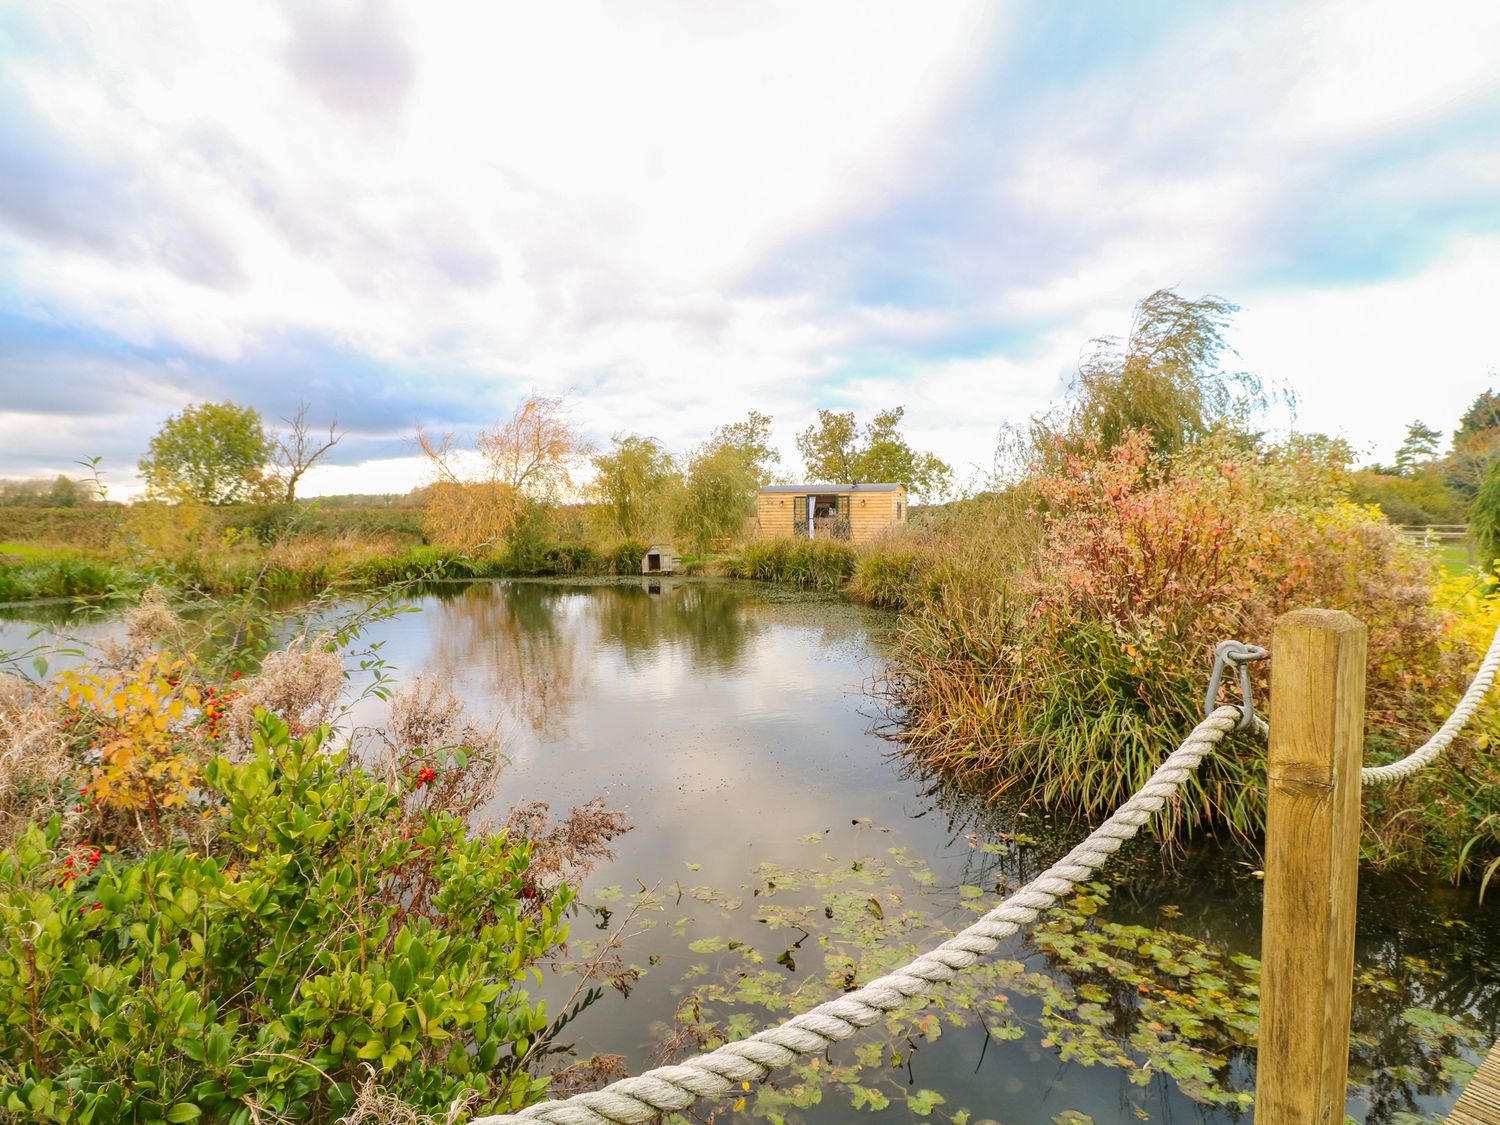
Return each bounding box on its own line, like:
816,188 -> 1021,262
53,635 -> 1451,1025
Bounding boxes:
1437,541 -> 1477,577
0,542 -> 84,562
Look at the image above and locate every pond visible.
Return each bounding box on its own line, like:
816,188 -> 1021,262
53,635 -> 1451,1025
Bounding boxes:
3,578 -> 1498,1124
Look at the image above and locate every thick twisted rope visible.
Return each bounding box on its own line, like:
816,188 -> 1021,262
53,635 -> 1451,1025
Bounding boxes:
473,706 -> 1242,1125
1360,615 -> 1500,785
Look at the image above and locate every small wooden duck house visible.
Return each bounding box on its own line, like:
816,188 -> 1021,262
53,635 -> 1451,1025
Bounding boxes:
641,545 -> 680,575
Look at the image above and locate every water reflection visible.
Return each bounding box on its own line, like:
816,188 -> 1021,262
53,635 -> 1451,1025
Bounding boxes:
412,580 -> 770,735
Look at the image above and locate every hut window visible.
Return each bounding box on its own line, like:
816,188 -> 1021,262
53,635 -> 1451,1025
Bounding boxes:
897,501 -> 904,519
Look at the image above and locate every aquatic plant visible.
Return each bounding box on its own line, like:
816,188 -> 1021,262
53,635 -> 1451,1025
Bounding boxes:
594,829 -> 1486,1123
728,539 -> 856,591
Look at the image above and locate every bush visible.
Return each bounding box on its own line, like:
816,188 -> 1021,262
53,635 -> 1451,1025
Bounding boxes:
540,544 -> 600,575
0,509 -> 121,549
217,505 -> 428,547
0,712 -> 569,1123
885,434 -> 1463,850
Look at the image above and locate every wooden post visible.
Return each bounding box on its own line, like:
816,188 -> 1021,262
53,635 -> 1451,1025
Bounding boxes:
1256,609 -> 1367,1124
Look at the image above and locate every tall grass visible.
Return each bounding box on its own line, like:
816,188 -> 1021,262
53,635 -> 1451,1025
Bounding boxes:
0,556 -> 141,601
871,436 -> 1486,870
729,538 -> 856,591
0,526 -> 655,602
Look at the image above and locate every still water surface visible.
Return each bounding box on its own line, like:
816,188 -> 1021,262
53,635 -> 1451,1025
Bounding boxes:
3,578 -> 1497,1123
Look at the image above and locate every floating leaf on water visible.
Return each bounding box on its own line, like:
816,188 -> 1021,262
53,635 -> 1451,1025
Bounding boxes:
906,1088 -> 945,1116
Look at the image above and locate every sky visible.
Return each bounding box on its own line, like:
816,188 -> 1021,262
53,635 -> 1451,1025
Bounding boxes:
1,0 -> 1498,498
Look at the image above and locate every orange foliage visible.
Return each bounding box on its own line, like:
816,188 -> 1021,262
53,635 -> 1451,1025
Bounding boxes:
57,654 -> 205,838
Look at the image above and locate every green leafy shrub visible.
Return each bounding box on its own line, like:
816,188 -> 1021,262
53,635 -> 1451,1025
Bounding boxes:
0,713 -> 570,1123
539,544 -> 600,575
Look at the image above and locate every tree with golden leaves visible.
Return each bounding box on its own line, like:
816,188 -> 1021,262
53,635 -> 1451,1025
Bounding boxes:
415,395 -> 590,551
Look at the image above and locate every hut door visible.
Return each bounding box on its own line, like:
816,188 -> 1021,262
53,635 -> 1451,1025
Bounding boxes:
647,551 -> 660,571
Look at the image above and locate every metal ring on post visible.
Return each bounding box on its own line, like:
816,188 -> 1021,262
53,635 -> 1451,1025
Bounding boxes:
1204,639 -> 1270,731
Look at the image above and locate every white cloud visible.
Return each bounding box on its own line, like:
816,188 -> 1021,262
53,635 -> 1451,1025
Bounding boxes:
2,0 -> 1499,496
2,1 -> 994,364
1232,238 -> 1500,461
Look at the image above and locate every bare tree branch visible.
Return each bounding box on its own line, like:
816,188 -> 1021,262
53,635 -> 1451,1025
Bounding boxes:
274,402 -> 344,503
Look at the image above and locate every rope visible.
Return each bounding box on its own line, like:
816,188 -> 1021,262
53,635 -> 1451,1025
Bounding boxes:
473,706 -> 1243,1125
1360,616 -> 1500,785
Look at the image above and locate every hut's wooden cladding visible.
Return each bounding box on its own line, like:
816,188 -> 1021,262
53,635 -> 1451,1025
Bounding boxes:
754,484 -> 908,544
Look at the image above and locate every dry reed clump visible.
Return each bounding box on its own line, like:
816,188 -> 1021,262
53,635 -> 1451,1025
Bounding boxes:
0,673 -> 71,846
267,532 -> 417,572
123,586 -> 183,657
336,1073 -> 480,1125
377,677 -> 630,883
382,675 -> 502,819
504,798 -> 631,887
387,675 -> 482,755
225,634 -> 344,746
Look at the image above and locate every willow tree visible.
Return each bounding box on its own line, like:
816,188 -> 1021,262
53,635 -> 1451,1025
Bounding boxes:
415,395 -> 590,551
675,444 -> 758,552
1056,289 -> 1267,459
590,435 -> 679,540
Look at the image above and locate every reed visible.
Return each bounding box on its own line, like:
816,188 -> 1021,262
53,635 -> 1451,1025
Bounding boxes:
728,538 -> 856,591
877,436 -> 1484,865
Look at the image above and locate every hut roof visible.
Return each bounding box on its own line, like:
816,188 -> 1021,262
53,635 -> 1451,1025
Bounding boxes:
757,483 -> 904,494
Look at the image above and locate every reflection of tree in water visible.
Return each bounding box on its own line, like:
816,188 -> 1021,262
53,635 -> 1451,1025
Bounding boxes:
592,581 -> 764,673
741,586 -> 889,660
0,601 -> 79,628
1344,879 -> 1500,1124
423,582 -> 588,735
420,580 -> 772,735
898,759 -> 1500,1120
